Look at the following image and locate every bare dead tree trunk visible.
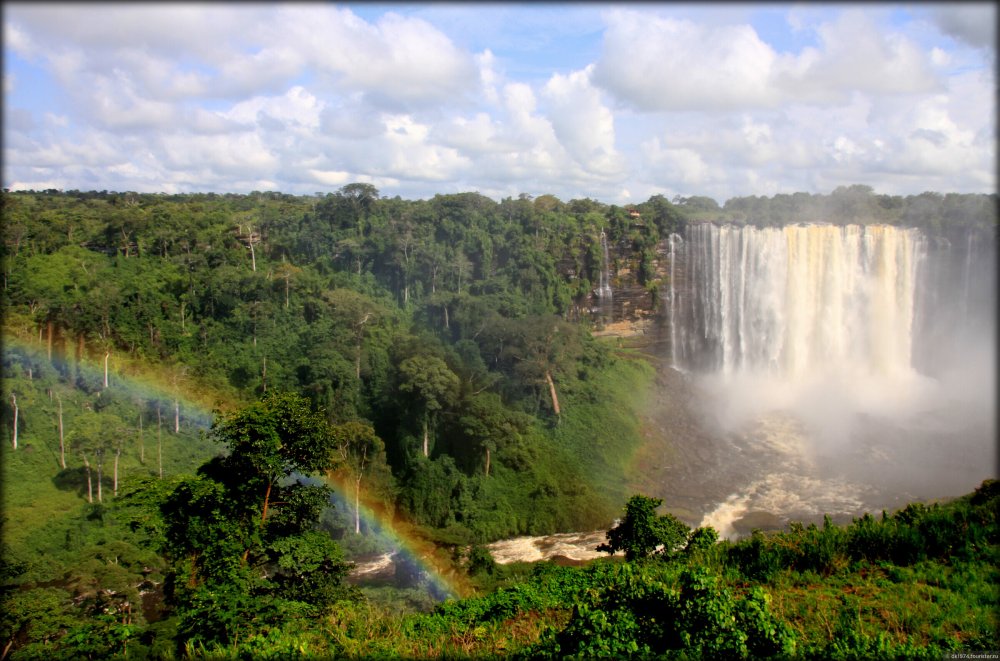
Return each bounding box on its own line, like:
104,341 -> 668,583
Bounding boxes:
47,320 -> 53,360
354,476 -> 362,535
157,406 -> 163,479
83,453 -> 93,503
9,393 -> 17,450
104,351 -> 110,389
174,399 -> 179,434
422,417 -> 429,457
354,312 -> 371,380
57,394 -> 66,468
545,371 -> 561,418
113,447 -> 120,497
485,446 -> 491,477
240,225 -> 259,272
96,455 -> 104,503
138,411 -> 144,464
354,445 -> 368,534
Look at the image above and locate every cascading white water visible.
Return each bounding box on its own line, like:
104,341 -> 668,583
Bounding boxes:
668,233 -> 683,369
597,230 -> 613,300
673,223 -> 924,381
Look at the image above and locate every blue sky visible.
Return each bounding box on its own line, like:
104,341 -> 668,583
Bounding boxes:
3,2 -> 995,204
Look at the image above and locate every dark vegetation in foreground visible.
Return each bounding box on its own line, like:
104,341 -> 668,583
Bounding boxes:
2,186 -> 997,658
3,454 -> 997,658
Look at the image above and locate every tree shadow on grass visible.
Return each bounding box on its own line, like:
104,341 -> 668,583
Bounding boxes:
52,466 -> 93,500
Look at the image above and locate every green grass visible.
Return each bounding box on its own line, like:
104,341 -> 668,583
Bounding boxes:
2,373 -> 220,562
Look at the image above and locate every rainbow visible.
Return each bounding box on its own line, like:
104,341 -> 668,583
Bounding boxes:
3,331 -> 470,601
2,332 -> 223,430
323,472 -> 472,601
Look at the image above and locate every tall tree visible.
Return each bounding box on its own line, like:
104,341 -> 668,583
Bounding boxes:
398,355 -> 459,458
330,421 -> 389,534
56,393 -> 66,468
68,410 -> 123,503
8,393 -> 17,450
161,392 -> 350,649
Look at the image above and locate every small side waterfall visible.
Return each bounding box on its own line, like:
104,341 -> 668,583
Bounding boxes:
597,230 -> 613,301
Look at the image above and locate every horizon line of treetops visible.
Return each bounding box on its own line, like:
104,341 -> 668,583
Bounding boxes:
4,184 -> 996,240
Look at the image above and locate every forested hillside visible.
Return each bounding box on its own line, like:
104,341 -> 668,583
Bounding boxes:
1,185 -> 996,658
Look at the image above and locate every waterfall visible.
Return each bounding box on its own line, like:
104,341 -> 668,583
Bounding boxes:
597,230 -> 613,300
663,222 -> 994,537
668,233 -> 683,369
672,223 -> 925,379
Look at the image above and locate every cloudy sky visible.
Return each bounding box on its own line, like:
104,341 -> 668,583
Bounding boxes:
3,2 -> 996,204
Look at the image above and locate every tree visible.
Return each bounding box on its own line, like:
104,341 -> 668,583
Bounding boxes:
329,421 -> 389,534
272,259 -> 301,309
456,392 -> 530,477
598,495 -> 690,561
487,315 -> 584,421
68,410 -> 124,503
161,392 -> 351,649
322,288 -> 386,381
398,355 -> 459,458
9,393 -> 17,450
56,393 -> 66,468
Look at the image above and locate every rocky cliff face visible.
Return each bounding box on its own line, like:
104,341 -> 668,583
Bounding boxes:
585,236 -> 671,352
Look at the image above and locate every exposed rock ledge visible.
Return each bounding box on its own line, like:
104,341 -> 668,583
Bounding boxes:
591,318 -> 653,339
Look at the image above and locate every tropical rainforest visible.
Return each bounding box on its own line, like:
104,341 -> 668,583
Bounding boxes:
1,185 -> 997,659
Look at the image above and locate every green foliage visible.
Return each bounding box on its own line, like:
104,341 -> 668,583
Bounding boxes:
598,495 -> 691,561
466,545 -> 498,577
525,563 -> 794,660
160,392 -> 354,651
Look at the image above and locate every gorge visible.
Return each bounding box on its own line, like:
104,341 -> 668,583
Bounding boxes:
650,222 -> 997,538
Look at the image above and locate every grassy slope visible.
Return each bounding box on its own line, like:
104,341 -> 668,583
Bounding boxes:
1,365 -> 222,564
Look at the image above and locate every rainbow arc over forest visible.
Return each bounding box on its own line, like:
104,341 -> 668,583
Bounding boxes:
322,472 -> 469,600
3,332 -> 468,600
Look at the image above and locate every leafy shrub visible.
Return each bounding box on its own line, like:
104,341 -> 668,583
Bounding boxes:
598,495 -> 690,561
728,530 -> 788,582
467,545 -> 498,577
